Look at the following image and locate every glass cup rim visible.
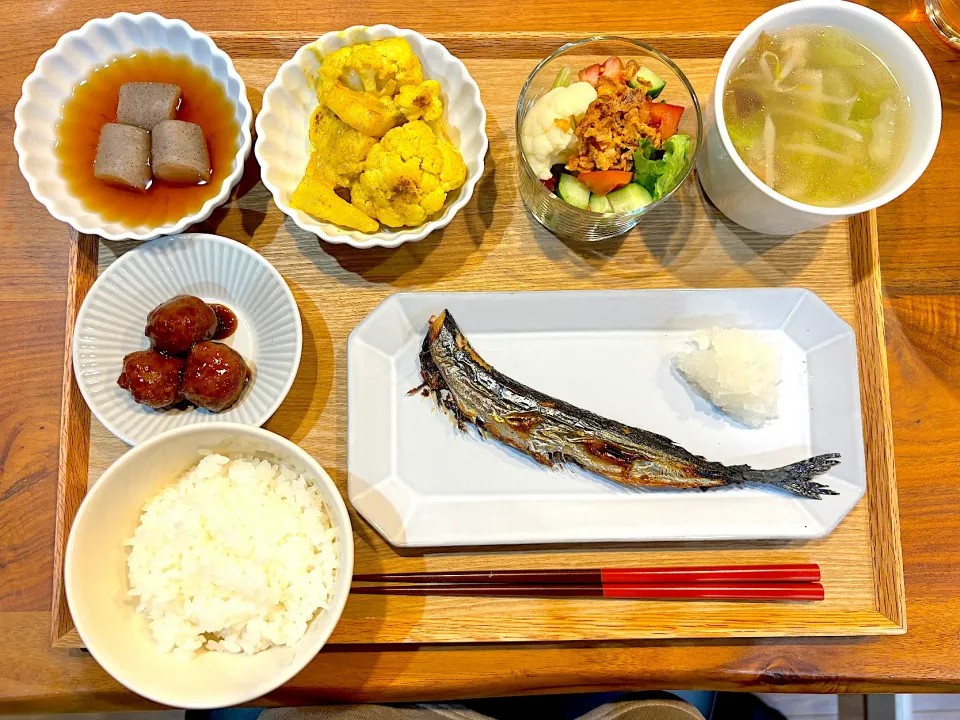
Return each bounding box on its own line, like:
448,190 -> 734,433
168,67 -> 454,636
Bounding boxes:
712,0 -> 942,217
515,35 -> 704,223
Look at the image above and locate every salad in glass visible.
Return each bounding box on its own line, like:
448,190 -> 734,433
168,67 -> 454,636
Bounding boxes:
521,54 -> 694,215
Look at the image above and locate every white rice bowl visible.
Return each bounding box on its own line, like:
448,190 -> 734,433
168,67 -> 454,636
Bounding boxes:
125,453 -> 339,656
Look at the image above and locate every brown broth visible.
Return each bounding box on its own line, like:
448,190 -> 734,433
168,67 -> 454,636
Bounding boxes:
55,51 -> 240,227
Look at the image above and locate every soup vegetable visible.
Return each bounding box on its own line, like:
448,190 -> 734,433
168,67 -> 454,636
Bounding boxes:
722,26 -> 910,207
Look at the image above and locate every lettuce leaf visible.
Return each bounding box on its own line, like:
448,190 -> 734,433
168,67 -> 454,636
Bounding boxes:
632,138 -> 662,194
653,134 -> 692,199
632,155 -> 665,195
633,134 -> 691,200
636,137 -> 658,160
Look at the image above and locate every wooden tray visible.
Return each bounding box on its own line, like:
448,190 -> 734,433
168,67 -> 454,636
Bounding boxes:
51,31 -> 904,648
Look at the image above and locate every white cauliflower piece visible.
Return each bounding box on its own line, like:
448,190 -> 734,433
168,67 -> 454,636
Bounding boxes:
520,82 -> 598,180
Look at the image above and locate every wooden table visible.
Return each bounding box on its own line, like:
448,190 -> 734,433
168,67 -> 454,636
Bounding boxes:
2,0 -> 959,711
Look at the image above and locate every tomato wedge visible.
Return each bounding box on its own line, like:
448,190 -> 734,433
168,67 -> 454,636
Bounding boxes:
600,56 -> 623,82
649,102 -> 685,141
578,63 -> 601,86
577,170 -> 634,196
542,176 -> 557,193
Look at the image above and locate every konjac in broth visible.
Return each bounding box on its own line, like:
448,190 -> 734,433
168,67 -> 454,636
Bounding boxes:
722,26 -> 910,207
55,51 -> 240,228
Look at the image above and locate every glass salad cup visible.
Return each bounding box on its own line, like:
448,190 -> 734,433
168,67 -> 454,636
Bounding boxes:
516,37 -> 703,242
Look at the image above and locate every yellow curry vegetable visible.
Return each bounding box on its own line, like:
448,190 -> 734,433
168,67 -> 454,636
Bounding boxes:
324,83 -> 398,138
395,80 -> 443,123
307,106 -> 377,187
350,38 -> 425,97
318,38 -> 424,100
290,160 -> 379,233
351,120 -> 467,228
295,37 -> 467,234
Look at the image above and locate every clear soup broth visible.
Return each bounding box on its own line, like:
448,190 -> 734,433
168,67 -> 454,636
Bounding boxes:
722,26 -> 911,207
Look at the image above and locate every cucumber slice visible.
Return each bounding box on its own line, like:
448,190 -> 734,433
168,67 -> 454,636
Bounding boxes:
557,174 -> 591,210
589,193 -> 614,213
628,66 -> 667,98
607,183 -> 654,213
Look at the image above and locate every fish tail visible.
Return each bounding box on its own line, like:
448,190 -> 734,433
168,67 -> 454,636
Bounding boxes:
738,453 -> 842,499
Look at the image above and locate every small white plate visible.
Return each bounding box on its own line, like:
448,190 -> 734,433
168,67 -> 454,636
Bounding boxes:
347,289 -> 866,547
74,234 -> 302,445
255,24 -> 488,249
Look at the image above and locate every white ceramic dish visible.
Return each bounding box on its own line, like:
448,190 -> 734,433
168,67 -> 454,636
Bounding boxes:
14,12 -> 253,241
255,24 -> 488,249
74,233 -> 301,445
348,289 -> 866,547
65,423 -> 353,709
697,0 -> 941,236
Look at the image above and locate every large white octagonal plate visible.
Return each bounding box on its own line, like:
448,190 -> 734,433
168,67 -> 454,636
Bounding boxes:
347,289 -> 865,547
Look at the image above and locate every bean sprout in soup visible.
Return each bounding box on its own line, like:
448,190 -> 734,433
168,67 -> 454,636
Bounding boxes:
722,26 -> 910,207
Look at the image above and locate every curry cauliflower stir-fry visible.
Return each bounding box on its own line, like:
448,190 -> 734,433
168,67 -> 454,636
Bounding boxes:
290,38 -> 467,232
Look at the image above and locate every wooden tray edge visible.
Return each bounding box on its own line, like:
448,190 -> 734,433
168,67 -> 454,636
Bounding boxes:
51,609 -> 904,650
848,210 -> 906,633
206,30 -> 741,60
51,231 -> 97,647
52,627 -> 83,650
49,214 -> 905,646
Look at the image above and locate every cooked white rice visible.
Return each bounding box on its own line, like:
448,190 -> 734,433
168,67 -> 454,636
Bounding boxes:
675,328 -> 780,428
125,453 -> 339,656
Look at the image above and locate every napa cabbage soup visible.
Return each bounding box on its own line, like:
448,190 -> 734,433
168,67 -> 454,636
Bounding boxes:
722,26 -> 910,207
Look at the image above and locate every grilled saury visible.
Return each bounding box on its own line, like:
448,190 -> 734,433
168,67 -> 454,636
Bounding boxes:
414,310 -> 840,499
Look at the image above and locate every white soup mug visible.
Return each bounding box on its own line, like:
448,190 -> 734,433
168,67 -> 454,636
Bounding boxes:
697,0 -> 941,235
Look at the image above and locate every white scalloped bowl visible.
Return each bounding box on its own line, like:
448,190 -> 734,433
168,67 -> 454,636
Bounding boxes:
14,13 -> 253,241
74,234 -> 302,445
255,25 -> 488,249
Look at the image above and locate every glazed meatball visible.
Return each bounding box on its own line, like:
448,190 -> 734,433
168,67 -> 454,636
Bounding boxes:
145,295 -> 217,355
182,341 -> 249,412
117,350 -> 185,408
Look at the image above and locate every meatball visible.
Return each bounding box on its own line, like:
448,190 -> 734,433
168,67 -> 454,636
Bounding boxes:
117,350 -> 185,408
182,341 -> 249,412
145,295 -> 217,355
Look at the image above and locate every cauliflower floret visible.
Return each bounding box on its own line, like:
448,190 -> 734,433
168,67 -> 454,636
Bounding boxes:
307,105 -> 378,187
395,80 -> 443,123
351,38 -> 424,97
351,120 -> 467,227
317,45 -> 355,100
437,136 -> 467,192
520,81 -> 598,179
318,38 -> 424,101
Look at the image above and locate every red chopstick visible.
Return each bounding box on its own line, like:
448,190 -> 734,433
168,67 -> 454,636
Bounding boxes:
353,564 -> 820,585
352,582 -> 825,601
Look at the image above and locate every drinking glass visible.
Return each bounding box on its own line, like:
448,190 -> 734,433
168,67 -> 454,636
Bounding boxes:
515,37 -> 702,242
926,0 -> 960,49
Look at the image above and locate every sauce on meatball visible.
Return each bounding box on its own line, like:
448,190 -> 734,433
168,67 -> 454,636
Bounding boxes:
145,295 -> 217,355
117,349 -> 185,408
181,341 -> 249,412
